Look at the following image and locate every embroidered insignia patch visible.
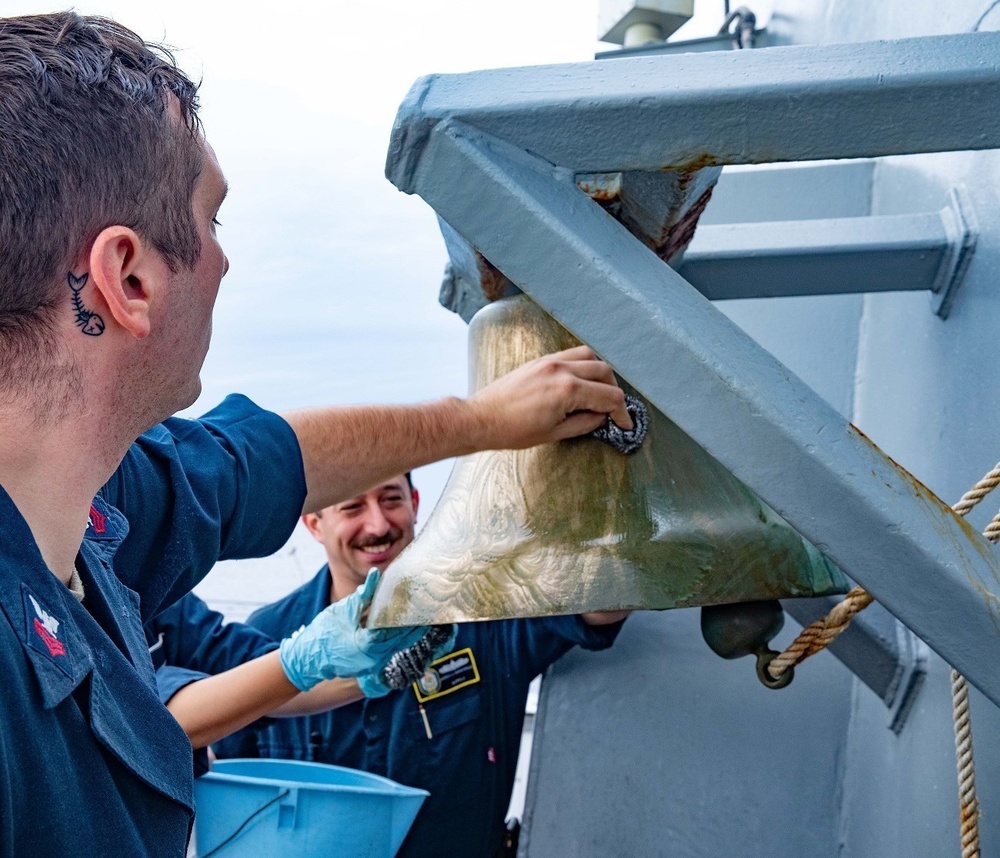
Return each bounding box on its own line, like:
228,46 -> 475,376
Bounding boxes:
88,504 -> 107,535
23,588 -> 69,669
413,647 -> 480,703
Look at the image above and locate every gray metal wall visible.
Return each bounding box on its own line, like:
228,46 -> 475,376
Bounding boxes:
521,2 -> 1000,854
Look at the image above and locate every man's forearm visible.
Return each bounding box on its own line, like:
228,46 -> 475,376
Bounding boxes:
283,345 -> 630,513
270,677 -> 364,717
166,651 -> 300,749
282,398 -> 479,514
166,653 -> 367,748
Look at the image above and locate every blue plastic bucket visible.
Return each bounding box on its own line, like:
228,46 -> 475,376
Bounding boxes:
193,759 -> 429,857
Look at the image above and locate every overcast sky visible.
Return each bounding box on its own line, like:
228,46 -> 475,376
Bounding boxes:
0,0 -> 733,611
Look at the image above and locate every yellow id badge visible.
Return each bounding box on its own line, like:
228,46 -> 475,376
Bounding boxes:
413,647 -> 481,703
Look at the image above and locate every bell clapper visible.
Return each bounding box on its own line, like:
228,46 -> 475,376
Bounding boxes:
700,600 -> 794,689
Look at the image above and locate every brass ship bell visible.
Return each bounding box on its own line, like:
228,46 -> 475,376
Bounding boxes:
368,295 -> 848,673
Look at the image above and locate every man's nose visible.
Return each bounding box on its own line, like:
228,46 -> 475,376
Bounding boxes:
363,503 -> 391,533
222,254 -> 230,277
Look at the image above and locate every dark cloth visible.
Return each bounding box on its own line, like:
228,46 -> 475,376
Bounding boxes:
0,395 -> 305,855
214,564 -> 623,858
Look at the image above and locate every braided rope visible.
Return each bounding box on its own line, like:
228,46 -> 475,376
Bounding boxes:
765,587 -> 873,677
764,461 -> 1000,858
982,508 -> 1000,543
951,464 -> 1000,517
952,514 -> 1000,858
953,667 -> 980,858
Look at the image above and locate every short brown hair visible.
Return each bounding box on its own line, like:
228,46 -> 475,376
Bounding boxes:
0,12 -> 204,369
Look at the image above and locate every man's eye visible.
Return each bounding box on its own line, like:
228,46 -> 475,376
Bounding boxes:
212,217 -> 223,227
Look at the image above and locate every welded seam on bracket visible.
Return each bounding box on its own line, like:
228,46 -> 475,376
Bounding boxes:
888,629 -> 928,734
932,186 -> 979,319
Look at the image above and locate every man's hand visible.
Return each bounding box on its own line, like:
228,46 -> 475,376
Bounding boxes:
358,624 -> 458,698
284,347 -> 632,513
279,569 -> 426,692
466,345 -> 632,450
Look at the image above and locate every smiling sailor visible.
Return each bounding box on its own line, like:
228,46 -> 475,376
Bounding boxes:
215,473 -> 629,858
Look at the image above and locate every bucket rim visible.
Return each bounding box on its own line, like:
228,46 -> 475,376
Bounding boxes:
200,758 -> 429,798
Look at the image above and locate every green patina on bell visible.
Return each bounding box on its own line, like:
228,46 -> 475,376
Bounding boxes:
369,295 -> 848,628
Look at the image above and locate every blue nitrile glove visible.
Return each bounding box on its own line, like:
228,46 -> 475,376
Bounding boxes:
358,623 -> 459,698
279,569 -> 427,692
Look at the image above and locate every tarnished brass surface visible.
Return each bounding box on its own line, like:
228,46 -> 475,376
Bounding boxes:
369,295 -> 848,628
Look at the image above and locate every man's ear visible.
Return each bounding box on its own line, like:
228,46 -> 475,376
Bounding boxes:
87,226 -> 162,339
410,488 -> 420,518
302,512 -> 324,541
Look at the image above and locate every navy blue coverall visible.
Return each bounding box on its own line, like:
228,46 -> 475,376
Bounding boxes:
147,591 -> 280,775
0,395 -> 305,856
214,564 -> 623,858
148,591 -> 278,705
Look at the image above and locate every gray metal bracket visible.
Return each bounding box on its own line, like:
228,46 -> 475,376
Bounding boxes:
385,31 -> 1000,706
932,186 -> 979,318
674,182 -> 978,318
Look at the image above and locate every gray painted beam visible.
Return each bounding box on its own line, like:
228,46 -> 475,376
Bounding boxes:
387,31 -> 1000,184
678,205 -> 971,303
699,161 -> 876,224
399,118 -> 1000,706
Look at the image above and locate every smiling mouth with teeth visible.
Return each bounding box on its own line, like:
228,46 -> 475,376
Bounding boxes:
354,531 -> 402,555
360,541 -> 393,553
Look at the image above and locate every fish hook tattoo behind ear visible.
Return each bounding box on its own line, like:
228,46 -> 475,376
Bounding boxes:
67,273 -> 105,336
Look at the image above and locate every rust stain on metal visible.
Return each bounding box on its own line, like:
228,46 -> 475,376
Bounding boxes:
576,178 -> 623,226
673,168 -> 700,192
966,572 -> 1000,636
849,423 -> 1000,562
657,185 -> 715,262
587,188 -> 619,202
848,423 -> 1000,636
474,250 -> 514,302
661,153 -> 726,172
576,183 -> 620,203
575,173 -> 622,204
